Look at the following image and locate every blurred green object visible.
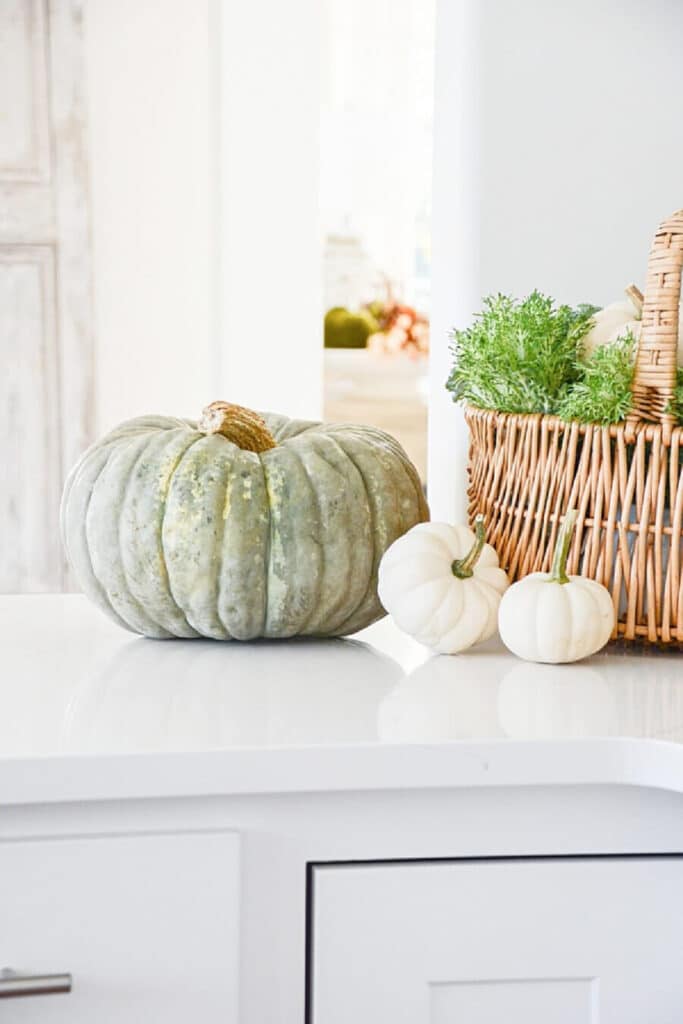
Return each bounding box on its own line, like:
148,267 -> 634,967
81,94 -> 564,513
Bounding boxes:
324,307 -> 379,349
365,300 -> 386,323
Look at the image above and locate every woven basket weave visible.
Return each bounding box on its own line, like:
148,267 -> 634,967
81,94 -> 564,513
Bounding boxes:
466,209 -> 683,644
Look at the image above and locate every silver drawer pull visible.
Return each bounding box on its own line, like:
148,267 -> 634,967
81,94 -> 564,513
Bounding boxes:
0,968 -> 72,999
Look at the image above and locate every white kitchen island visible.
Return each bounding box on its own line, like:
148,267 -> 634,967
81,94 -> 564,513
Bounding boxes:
1,595 -> 682,1022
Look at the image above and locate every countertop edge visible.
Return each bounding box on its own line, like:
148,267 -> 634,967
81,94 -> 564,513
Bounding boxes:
1,736 -> 682,807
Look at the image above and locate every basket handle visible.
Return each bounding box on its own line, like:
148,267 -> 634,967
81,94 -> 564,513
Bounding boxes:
627,209 -> 683,438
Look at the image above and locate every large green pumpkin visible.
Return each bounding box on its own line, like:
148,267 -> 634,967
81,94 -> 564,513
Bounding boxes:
61,402 -> 429,640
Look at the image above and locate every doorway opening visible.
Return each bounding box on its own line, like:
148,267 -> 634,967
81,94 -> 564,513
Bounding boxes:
320,0 -> 435,486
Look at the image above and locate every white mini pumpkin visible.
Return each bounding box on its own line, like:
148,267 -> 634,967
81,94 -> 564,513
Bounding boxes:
498,510 -> 615,664
582,284 -> 643,357
583,283 -> 683,362
378,516 -> 509,654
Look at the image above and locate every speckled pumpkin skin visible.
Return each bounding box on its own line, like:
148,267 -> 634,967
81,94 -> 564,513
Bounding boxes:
60,412 -> 429,639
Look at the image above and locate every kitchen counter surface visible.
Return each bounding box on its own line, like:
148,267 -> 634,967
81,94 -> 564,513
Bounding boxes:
1,595 -> 682,805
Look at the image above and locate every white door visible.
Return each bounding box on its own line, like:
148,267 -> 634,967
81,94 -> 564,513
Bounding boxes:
311,856 -> 683,1023
0,0 -> 93,593
0,830 -> 239,1022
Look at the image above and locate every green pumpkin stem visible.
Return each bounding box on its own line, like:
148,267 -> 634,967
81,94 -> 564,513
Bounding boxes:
199,401 -> 277,453
549,508 -> 578,585
452,515 -> 487,579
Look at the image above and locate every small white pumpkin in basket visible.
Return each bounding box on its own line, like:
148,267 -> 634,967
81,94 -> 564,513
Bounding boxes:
582,284 -> 643,357
498,509 -> 615,664
378,516 -> 509,654
584,283 -> 683,362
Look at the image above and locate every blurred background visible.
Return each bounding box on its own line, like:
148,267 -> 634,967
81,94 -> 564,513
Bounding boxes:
3,0 -> 683,594
321,0 -> 434,483
1,0 -> 434,594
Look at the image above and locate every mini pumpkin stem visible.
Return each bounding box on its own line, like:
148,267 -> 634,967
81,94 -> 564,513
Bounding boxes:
549,508 -> 578,585
452,514 -> 486,579
198,401 -> 277,453
625,283 -> 644,317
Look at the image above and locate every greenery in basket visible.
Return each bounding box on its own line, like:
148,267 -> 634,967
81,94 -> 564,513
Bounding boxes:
447,292 -> 595,415
557,332 -> 636,425
446,291 -> 641,425
671,368 -> 683,423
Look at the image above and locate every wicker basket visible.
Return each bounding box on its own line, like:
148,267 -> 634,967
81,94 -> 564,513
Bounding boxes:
466,209 -> 683,644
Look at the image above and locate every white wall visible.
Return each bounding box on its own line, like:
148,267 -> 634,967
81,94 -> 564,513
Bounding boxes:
430,0 -> 683,520
85,0 -> 215,433
85,0 -> 323,434
218,0 -> 323,419
320,0 -> 434,308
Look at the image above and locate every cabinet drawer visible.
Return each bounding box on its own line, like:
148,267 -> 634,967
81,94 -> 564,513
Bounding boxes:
0,830 -> 239,1022
310,856 -> 683,1024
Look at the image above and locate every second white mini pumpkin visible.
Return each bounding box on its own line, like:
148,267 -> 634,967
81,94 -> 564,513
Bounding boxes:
378,516 -> 509,654
498,510 -> 615,664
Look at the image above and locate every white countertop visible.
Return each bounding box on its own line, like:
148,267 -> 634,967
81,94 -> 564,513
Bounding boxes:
1,595 -> 683,805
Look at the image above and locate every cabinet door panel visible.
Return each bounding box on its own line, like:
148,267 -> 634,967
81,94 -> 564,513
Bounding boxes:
0,831 -> 239,1022
0,0 -> 94,592
311,857 -> 683,1024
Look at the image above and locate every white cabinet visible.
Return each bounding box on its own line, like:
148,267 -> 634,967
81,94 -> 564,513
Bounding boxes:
0,830 -> 239,1022
311,856 -> 683,1024
2,597 -> 683,1023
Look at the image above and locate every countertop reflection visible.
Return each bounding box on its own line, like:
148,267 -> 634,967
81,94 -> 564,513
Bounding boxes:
62,632 -> 401,753
378,644 -> 683,744
2,595 -> 683,759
